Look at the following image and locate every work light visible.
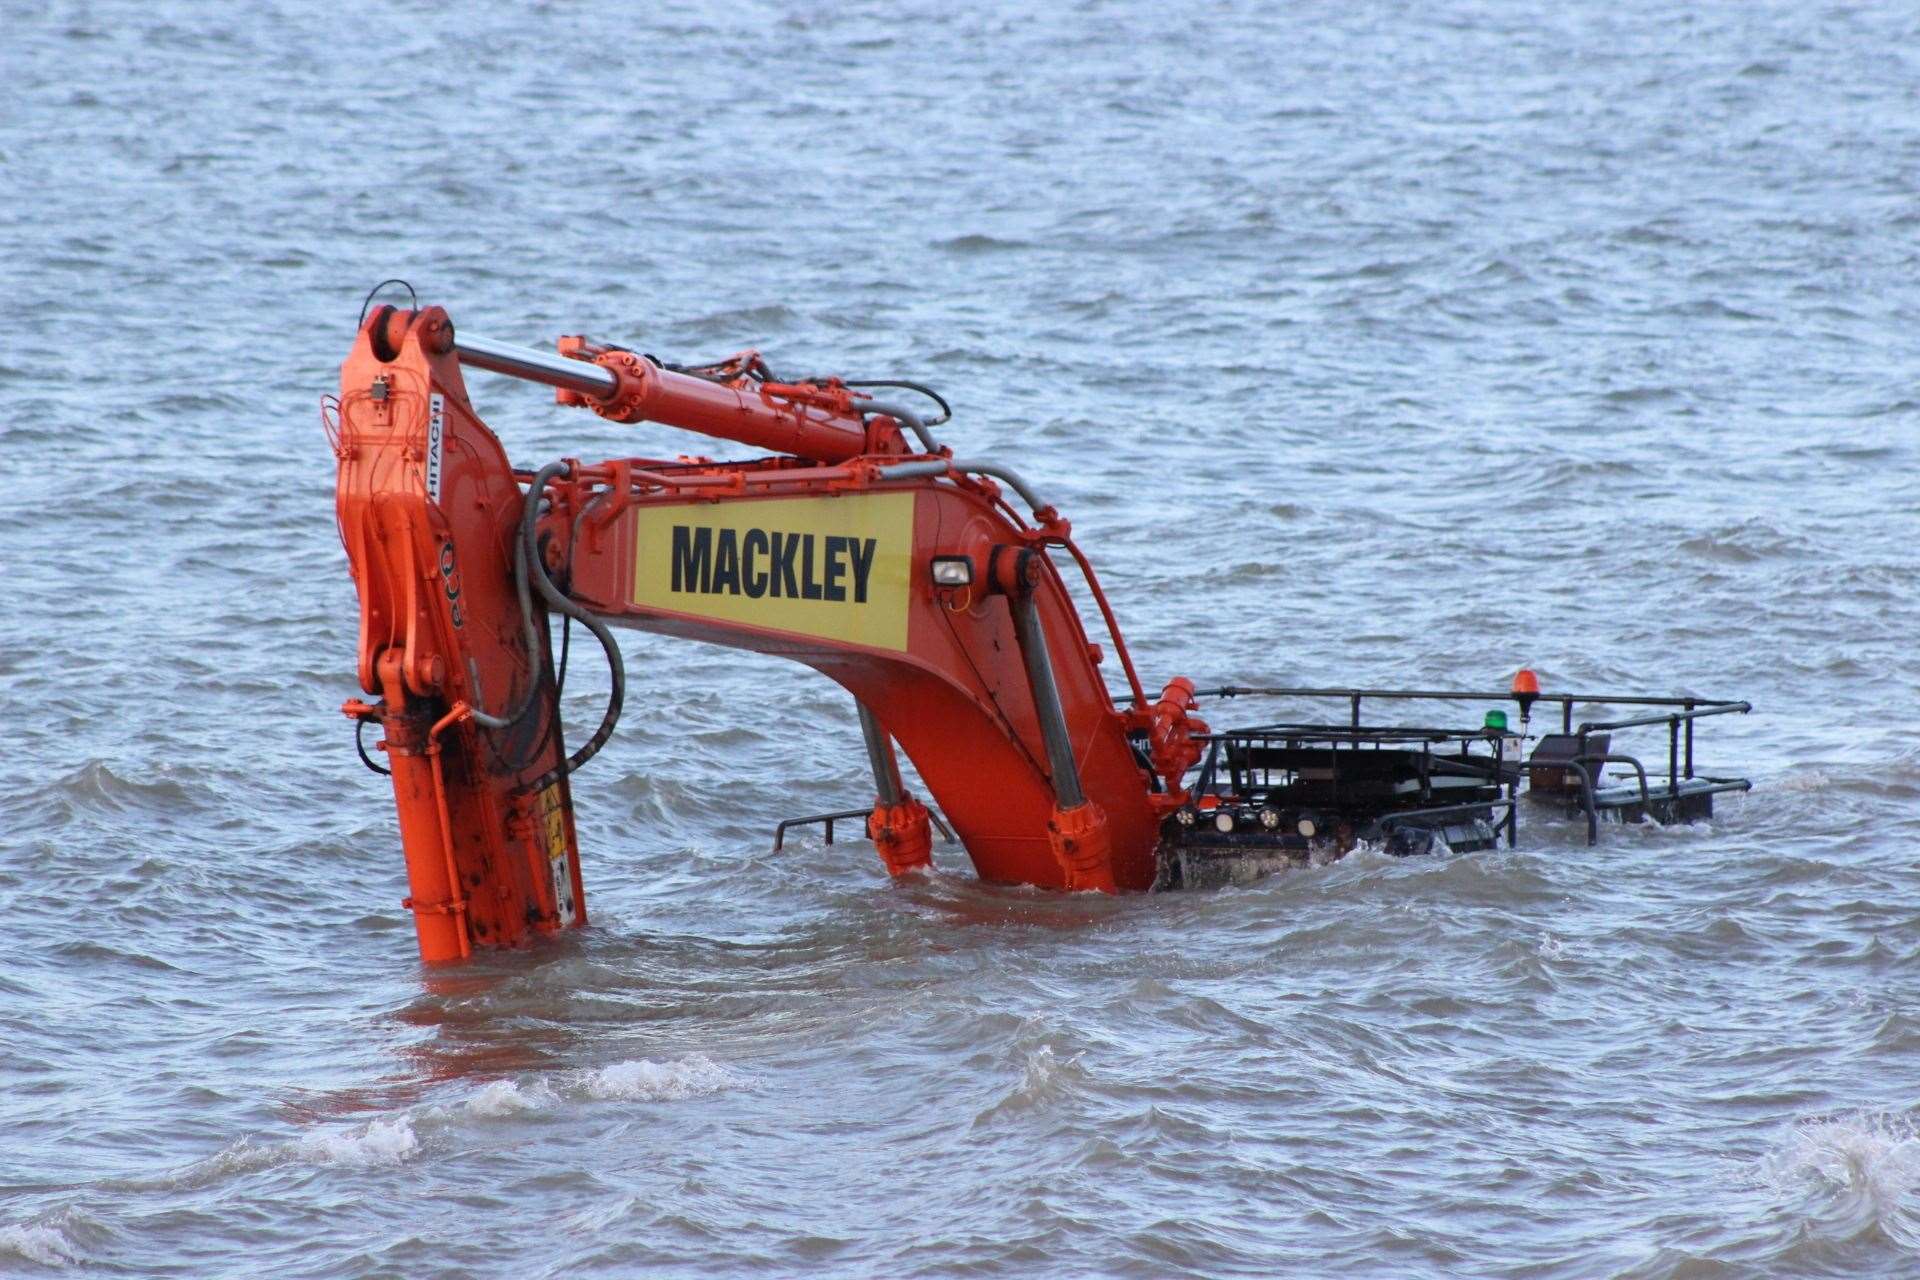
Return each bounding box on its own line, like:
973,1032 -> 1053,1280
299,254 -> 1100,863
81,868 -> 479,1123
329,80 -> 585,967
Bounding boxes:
930,556 -> 973,586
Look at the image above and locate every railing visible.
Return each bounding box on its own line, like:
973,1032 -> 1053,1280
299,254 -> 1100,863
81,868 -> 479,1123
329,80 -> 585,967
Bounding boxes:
771,806 -> 956,852
1188,687 -> 1752,847
1200,683 -> 1746,730
1573,701 -> 1750,786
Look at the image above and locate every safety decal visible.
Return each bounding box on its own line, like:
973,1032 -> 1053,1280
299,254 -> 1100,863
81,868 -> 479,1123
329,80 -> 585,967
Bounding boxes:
536,783 -> 575,926
630,493 -> 915,651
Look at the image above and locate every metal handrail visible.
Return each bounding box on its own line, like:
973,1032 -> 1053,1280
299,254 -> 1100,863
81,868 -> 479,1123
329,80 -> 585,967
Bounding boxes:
1558,760 -> 1603,845
771,808 -> 869,851
1579,753 -> 1651,807
1193,686 -> 1749,741
771,806 -> 956,852
1201,685 -> 1745,709
1577,703 -> 1751,734
1551,752 -> 1750,846
1209,725 -> 1479,745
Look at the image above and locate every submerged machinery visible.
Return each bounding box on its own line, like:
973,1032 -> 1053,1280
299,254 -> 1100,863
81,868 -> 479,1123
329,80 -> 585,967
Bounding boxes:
1154,683 -> 1750,889
328,290 -> 1752,964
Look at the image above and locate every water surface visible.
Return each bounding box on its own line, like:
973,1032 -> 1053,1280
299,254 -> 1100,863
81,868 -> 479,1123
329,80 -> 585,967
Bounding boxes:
2,2 -> 1918,1275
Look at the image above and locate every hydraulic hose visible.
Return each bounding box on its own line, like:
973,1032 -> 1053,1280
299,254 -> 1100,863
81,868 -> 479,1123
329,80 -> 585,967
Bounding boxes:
845,379 -> 951,425
464,460 -> 625,788
466,529 -> 544,730
875,457 -> 1050,514
519,462 -> 625,787
859,399 -> 939,453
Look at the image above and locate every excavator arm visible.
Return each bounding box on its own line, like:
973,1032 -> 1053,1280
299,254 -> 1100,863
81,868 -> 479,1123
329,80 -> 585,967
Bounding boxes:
330,303 -> 1207,963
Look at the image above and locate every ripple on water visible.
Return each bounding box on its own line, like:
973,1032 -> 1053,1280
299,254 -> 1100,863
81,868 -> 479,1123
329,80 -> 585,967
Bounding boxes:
5,1 -> 1920,1276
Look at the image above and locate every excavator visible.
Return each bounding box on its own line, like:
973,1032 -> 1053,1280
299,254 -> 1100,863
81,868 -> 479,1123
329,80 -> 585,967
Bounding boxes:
329,288 -> 1752,964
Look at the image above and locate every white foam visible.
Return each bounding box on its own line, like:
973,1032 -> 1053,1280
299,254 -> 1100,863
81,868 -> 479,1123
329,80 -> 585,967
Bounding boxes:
1326,839 -> 1403,868
466,1079 -> 555,1117
578,1055 -> 741,1102
295,1114 -> 420,1167
1628,814 -> 1714,838
154,1064 -> 734,1193
0,1222 -> 79,1267
1767,1112 -> 1920,1208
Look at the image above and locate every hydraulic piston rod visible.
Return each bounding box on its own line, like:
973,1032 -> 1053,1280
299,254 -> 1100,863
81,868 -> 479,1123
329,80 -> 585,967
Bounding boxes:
454,332 -> 619,399
450,326 -> 874,464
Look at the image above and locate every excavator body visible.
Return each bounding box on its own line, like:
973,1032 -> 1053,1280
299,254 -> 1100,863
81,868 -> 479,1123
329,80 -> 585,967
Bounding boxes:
330,296 -> 1752,965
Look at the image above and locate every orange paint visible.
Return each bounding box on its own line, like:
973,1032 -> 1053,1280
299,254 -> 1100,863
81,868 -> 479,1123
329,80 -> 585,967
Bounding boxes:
333,306 -> 1210,963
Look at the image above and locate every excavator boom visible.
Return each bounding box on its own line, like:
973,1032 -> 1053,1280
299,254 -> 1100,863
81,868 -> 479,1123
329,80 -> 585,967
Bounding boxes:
331,303 -> 1203,963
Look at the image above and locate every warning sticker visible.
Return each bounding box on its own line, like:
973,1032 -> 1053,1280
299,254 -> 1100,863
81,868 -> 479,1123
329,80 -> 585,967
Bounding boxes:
536,783 -> 575,926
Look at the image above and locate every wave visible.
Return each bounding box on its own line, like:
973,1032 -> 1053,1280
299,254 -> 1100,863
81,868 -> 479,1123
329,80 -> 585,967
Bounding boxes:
91,1054 -> 746,1207
464,1078 -> 556,1117
1762,1111 -> 1920,1252
164,1114 -> 422,1188
973,1042 -> 1092,1126
679,303 -> 800,337
295,1115 -> 421,1168
577,1055 -> 742,1102
1676,520 -> 1808,565
1768,1112 -> 1919,1202
933,233 -> 1031,253
39,760 -> 204,815
0,1221 -> 80,1268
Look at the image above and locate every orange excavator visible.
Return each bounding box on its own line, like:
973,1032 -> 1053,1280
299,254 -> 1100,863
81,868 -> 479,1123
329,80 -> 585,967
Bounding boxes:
330,288 -> 1752,964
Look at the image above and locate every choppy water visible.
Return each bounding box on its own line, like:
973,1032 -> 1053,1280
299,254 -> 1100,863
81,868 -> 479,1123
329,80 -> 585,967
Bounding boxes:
3,1 -> 1918,1275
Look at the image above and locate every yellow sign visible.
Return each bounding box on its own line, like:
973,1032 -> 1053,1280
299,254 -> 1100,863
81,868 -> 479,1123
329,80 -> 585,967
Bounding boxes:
535,783 -> 576,926
630,493 -> 915,651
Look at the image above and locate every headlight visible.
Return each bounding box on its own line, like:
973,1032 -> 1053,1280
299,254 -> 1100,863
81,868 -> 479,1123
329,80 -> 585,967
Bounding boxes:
930,556 -> 973,586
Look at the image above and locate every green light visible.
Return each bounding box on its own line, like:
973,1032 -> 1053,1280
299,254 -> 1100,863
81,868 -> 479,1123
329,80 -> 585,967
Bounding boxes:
1483,709 -> 1509,732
